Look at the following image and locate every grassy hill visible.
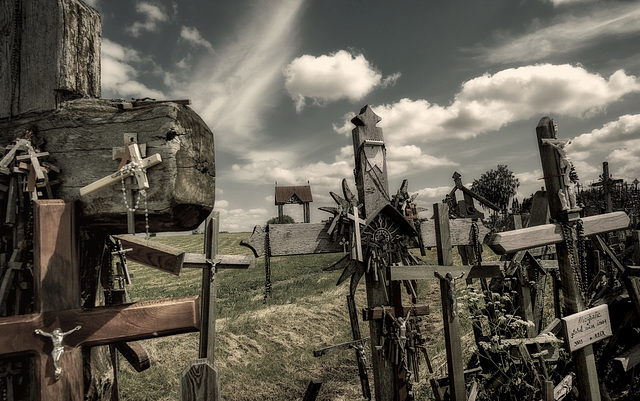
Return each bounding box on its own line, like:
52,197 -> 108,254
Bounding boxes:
117,232 -> 470,401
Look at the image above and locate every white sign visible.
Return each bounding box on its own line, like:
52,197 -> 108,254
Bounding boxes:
562,304 -> 612,352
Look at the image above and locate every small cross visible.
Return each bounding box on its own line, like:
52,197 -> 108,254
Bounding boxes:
347,205 -> 366,262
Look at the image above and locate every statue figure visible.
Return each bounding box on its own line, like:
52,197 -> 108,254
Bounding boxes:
35,325 -> 82,379
434,271 -> 465,318
541,127 -> 579,211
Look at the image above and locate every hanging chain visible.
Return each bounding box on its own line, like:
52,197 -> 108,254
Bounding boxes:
471,221 -> 482,263
576,219 -> 589,291
560,222 -> 587,296
263,225 -> 271,303
118,162 -> 150,238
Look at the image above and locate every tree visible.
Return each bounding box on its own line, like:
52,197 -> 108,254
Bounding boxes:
266,215 -> 295,224
471,164 -> 520,214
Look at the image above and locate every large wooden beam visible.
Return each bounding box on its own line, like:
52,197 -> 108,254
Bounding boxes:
0,0 -> 101,118
488,211 -> 629,254
0,99 -> 215,232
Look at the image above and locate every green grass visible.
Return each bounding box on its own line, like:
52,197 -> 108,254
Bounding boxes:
117,234 -> 499,401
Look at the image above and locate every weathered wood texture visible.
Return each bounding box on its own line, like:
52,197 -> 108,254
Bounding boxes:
434,202 -> 466,401
241,223 -> 341,257
537,116 -> 601,401
114,234 -> 185,276
421,218 -> 490,247
488,211 -> 629,254
351,106 -> 396,401
0,0 -> 101,118
0,296 -> 200,356
180,359 -> 220,401
33,200 -> 83,400
0,99 -> 215,232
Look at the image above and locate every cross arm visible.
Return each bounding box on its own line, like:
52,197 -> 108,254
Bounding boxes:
0,296 -> 200,357
488,211 -> 630,254
78,153 -> 162,197
390,263 -> 502,281
183,253 -> 255,269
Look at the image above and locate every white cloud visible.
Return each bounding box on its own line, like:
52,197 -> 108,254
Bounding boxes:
83,0 -> 99,8
180,26 -> 215,53
570,114 -> 640,152
607,139 -> 640,180
214,206 -> 270,232
476,3 -> 640,64
127,2 -> 168,37
386,145 -> 458,177
284,50 -> 400,112
333,65 -> 640,147
101,39 -> 165,99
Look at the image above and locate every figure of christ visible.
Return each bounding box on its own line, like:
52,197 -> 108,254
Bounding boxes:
541,137 -> 578,211
34,325 -> 82,379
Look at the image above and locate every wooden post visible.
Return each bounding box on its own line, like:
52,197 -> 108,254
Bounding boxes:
536,117 -> 601,401
181,212 -> 221,401
591,162 -> 622,214
350,106 -> 395,401
433,203 -> 466,401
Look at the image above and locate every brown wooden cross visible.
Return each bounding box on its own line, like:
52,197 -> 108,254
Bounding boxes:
0,200 -> 200,400
591,161 -> 623,213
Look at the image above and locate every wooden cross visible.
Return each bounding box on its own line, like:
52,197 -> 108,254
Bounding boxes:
181,212 -> 254,401
488,117 -> 633,401
240,105 -> 492,401
0,200 -> 200,400
347,205 -> 366,262
591,161 -> 623,213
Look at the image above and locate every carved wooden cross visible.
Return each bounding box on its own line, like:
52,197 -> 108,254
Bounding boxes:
591,161 -> 623,213
0,200 -> 200,400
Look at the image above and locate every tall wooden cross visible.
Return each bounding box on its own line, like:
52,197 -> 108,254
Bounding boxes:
591,161 -> 623,213
0,200 -> 200,400
489,117 -> 633,401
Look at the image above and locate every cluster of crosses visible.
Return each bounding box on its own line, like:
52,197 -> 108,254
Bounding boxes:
243,109 -> 633,401
2,2 -> 638,401
0,2 -> 252,401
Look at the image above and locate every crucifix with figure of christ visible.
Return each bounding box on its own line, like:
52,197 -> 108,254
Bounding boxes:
0,1 -> 221,400
488,117 -> 632,401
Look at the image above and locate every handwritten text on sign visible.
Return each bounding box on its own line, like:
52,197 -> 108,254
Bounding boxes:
562,304 -> 612,352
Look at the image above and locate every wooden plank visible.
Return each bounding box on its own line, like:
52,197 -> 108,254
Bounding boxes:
183,253 -> 254,270
115,342 -> 150,373
313,338 -> 369,357
267,223 -> 342,256
421,218 -> 490,248
180,359 -> 220,401
114,234 -> 185,276
390,264 -> 501,281
488,211 -> 629,254
302,379 -> 322,401
614,343 -> 640,372
0,296 -> 200,356
362,305 -> 430,321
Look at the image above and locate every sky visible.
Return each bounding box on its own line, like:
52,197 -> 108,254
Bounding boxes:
86,0 -> 640,232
